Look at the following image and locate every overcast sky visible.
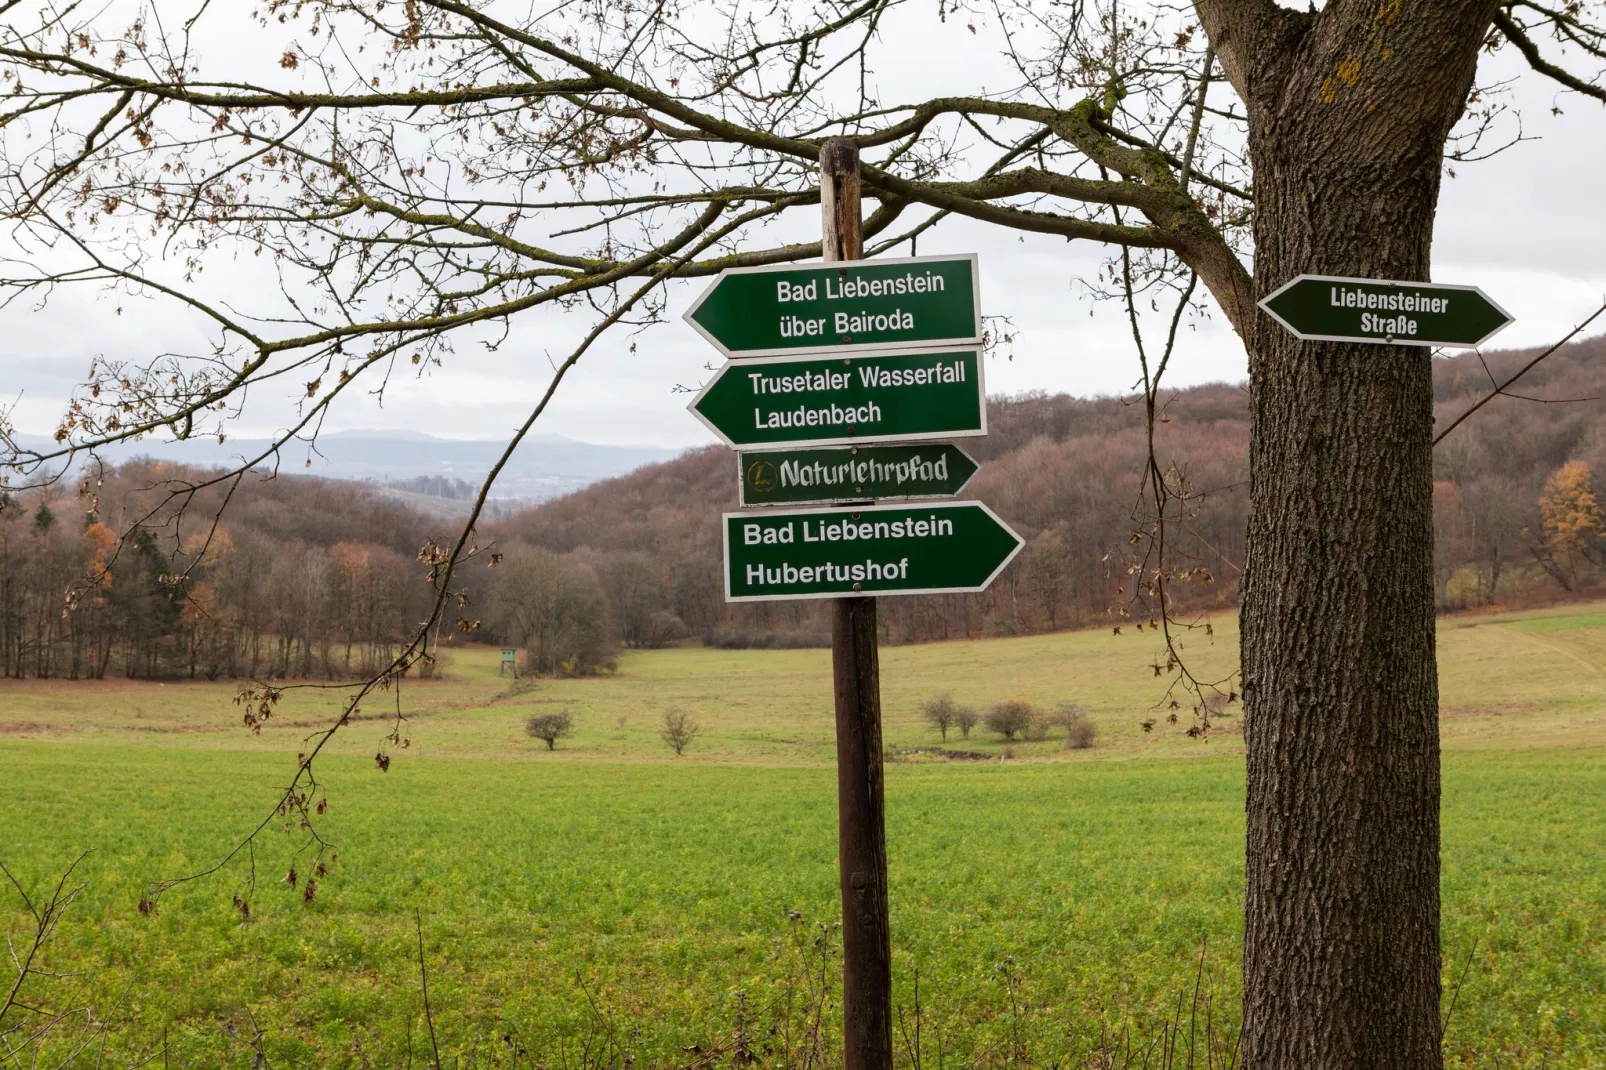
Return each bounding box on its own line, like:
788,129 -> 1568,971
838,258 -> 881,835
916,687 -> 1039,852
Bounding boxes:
4,5 -> 1604,450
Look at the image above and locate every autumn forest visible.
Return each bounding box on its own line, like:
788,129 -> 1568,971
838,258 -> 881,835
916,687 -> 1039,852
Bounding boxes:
4,334 -> 1606,680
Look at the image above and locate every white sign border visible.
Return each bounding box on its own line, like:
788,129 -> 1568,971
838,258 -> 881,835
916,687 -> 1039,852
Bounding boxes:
688,345 -> 988,450
683,252 -> 983,360
1257,273 -> 1514,349
720,500 -> 1024,603
735,442 -> 981,508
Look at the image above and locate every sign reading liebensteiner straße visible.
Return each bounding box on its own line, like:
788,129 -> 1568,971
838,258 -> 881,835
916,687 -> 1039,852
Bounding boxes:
1258,274 -> 1512,348
684,254 -> 980,358
724,501 -> 1022,601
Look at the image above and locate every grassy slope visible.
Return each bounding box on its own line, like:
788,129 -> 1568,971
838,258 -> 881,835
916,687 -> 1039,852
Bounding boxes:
0,604 -> 1603,1066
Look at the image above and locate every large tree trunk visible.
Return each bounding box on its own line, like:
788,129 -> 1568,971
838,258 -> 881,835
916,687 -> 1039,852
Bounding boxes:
1193,3 -> 1503,1066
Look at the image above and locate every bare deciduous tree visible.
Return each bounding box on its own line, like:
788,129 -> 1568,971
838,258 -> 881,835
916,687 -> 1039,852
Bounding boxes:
984,699 -> 1037,742
660,709 -> 701,756
953,703 -> 980,742
922,693 -> 959,742
524,710 -> 574,751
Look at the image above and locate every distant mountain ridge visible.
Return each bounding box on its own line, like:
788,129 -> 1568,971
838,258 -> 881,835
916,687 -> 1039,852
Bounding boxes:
14,428 -> 684,509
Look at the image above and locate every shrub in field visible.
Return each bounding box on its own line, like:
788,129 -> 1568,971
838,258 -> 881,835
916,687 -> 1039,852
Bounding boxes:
1063,715 -> 1097,750
640,610 -> 690,649
525,710 -> 574,750
1049,700 -> 1097,749
954,703 -> 979,739
985,699 -> 1037,740
923,693 -> 959,741
660,710 -> 701,756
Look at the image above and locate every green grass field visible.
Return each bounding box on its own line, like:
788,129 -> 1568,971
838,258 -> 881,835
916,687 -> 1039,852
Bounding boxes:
1,605 -> 1603,1066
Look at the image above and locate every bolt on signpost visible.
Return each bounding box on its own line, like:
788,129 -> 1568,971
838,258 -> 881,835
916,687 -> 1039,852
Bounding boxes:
1258,274 -> 1513,347
684,139 -> 1017,1070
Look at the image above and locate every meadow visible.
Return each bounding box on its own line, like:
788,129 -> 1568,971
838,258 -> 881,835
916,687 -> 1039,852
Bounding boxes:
0,605 -> 1603,1066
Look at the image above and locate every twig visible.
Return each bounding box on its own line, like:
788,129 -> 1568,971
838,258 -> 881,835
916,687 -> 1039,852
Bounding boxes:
1434,298 -> 1606,446
415,911 -> 443,1070
1440,934 -> 1481,1042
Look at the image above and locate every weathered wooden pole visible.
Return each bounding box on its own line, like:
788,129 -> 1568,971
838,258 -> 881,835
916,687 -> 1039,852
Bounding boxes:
819,137 -> 893,1070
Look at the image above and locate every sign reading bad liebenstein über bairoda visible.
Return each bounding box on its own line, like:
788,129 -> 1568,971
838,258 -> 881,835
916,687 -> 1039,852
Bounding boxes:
684,254 -> 980,358
1258,274 -> 1512,348
738,443 -> 979,506
689,347 -> 985,449
723,501 -> 1023,601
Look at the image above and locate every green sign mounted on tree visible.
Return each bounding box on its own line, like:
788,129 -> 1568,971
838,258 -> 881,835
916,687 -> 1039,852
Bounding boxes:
724,501 -> 1022,601
1258,274 -> 1513,348
738,443 -> 979,507
688,347 -> 985,449
683,253 -> 981,358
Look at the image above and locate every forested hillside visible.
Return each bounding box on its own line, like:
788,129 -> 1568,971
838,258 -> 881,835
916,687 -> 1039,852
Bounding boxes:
0,463 -> 443,680
491,334 -> 1606,652
5,335 -> 1606,679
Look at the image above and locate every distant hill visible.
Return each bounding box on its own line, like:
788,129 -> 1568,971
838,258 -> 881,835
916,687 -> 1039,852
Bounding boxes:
12,429 -> 683,513
10,334 -> 1606,683
490,333 -> 1606,643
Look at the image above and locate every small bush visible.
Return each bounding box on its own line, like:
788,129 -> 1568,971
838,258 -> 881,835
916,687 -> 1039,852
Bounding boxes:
661,710 -> 701,755
923,693 -> 958,741
985,699 -> 1037,740
1052,700 -> 1097,749
641,610 -> 690,649
954,704 -> 980,739
525,710 -> 574,750
1064,716 -> 1097,750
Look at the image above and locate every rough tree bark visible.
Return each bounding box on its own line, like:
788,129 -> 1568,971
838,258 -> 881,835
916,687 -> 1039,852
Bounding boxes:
1193,3 -> 1504,1066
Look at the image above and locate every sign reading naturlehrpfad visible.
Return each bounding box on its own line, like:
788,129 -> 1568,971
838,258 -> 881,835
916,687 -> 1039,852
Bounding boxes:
738,443 -> 978,507
1258,274 -> 1512,348
724,501 -> 1023,601
684,254 -> 980,358
689,347 -> 985,449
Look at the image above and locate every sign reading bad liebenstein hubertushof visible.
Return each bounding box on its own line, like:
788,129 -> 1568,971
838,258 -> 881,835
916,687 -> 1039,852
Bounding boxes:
723,501 -> 1022,601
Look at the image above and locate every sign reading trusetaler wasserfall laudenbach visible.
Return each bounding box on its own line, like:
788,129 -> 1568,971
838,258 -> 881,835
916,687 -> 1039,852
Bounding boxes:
688,347 -> 985,449
684,254 -> 981,358
738,443 -> 979,507
1258,274 -> 1513,348
723,501 -> 1022,602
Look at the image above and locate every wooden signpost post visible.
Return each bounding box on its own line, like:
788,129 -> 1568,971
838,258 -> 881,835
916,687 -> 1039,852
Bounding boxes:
683,138 -> 1017,1070
818,139 -> 892,1070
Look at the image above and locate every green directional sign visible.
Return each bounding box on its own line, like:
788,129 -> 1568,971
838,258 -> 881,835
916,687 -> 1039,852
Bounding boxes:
1259,274 -> 1512,348
738,443 -> 978,507
690,347 -> 985,449
724,501 -> 1022,602
685,253 -> 980,358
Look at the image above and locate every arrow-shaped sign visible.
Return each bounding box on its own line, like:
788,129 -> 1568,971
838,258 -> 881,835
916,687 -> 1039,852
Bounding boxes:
689,347 -> 986,449
684,253 -> 980,359
724,501 -> 1022,602
738,443 -> 979,507
1258,274 -> 1512,348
